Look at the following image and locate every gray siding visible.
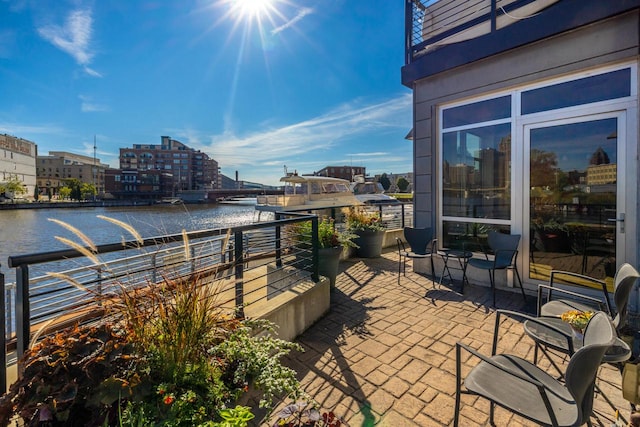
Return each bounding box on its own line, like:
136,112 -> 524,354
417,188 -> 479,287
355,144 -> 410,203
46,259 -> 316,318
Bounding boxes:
412,10 -> 639,253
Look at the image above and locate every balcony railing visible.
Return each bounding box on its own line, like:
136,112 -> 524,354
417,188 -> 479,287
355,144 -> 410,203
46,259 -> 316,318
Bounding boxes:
405,0 -> 559,64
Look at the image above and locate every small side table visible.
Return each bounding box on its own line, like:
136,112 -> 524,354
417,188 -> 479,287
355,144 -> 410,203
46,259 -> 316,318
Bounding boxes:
438,249 -> 473,291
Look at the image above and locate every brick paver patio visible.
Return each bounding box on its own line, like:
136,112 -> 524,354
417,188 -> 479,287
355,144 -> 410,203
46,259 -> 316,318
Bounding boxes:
277,249 -> 630,426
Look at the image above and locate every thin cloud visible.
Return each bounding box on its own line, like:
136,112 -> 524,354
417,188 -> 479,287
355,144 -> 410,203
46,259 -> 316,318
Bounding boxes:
170,93 -> 412,183
271,7 -> 313,35
37,9 -> 100,77
79,95 -> 109,112
0,122 -> 64,136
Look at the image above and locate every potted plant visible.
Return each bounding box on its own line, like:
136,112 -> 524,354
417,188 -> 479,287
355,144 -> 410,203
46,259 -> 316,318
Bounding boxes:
292,217 -> 357,287
343,207 -> 385,258
0,219 -> 305,426
560,309 -> 594,339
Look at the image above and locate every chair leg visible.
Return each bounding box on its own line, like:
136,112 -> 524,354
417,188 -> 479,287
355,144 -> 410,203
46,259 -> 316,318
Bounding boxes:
430,254 -> 435,280
454,344 -> 462,427
489,401 -> 495,425
489,270 -> 496,306
513,266 -> 526,302
397,256 -> 402,284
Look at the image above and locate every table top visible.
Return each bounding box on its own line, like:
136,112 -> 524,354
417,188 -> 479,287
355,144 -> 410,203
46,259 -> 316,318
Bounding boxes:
439,249 -> 473,259
523,316 -> 631,363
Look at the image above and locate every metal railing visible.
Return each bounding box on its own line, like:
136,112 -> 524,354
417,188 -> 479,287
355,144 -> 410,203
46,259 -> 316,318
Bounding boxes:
1,212 -> 320,392
405,0 -> 542,64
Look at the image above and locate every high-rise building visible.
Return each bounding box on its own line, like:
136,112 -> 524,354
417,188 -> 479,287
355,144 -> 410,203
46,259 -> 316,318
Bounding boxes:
109,136 -> 220,199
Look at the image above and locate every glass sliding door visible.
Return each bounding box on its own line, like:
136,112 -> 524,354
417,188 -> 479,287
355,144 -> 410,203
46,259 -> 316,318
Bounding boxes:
526,115 -> 622,282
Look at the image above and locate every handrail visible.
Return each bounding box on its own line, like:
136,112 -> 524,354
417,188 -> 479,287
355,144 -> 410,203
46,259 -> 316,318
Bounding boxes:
2,212 -> 319,393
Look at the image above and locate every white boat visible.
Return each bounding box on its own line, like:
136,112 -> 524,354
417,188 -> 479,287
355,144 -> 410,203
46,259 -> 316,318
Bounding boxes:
255,174 -> 362,212
218,197 -> 258,206
350,176 -> 400,205
157,197 -> 183,205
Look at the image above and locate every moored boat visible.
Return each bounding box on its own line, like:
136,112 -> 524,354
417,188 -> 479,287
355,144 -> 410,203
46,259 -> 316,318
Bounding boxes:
255,173 -> 362,212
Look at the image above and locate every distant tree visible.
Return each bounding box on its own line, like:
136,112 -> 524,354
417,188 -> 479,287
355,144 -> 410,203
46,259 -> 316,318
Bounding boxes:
530,149 -> 558,188
33,185 -> 40,201
63,178 -> 83,201
58,186 -> 72,200
81,183 -> 97,200
379,173 -> 391,191
0,176 -> 27,199
396,177 -> 410,192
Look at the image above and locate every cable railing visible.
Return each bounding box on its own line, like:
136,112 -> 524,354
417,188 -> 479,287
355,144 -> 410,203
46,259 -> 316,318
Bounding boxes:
1,212 -> 321,393
1,203 -> 412,392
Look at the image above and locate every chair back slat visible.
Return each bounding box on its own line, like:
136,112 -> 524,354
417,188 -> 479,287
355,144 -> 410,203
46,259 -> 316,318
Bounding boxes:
488,231 -> 520,267
565,311 -> 615,425
404,227 -> 433,255
613,263 -> 640,329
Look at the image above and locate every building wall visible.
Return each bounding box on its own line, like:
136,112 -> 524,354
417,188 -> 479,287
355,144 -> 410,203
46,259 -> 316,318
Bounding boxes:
412,10 -> 639,243
0,134 -> 37,198
37,152 -> 109,196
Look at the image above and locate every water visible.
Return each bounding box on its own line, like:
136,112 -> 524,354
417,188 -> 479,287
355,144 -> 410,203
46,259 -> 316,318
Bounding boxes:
0,203 -> 257,283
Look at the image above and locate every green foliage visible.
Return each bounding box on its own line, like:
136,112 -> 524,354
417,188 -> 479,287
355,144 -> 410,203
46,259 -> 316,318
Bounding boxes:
292,218 -> 357,249
343,207 -> 385,232
2,219 -> 305,426
82,182 -> 98,200
396,177 -> 409,192
59,186 -> 72,200
0,176 -> 26,197
0,323 -> 139,426
271,401 -> 347,426
378,173 -> 391,191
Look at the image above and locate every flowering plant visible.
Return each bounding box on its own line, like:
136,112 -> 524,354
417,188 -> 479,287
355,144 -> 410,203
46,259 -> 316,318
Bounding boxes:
343,207 -> 384,232
560,310 -> 594,331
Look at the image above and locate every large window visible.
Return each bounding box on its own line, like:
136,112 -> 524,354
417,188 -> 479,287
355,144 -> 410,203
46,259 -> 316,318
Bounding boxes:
438,64 -> 634,278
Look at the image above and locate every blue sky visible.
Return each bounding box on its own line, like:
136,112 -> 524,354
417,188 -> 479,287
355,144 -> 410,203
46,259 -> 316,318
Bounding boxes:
0,0 -> 412,186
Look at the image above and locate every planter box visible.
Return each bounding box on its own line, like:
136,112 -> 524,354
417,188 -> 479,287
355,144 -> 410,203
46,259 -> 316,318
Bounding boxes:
353,230 -> 384,258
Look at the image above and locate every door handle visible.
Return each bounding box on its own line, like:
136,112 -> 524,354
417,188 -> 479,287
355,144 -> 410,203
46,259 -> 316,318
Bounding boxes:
607,213 -> 625,233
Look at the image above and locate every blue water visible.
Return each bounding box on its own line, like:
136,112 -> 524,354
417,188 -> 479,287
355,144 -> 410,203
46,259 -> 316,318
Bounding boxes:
0,204 -> 256,283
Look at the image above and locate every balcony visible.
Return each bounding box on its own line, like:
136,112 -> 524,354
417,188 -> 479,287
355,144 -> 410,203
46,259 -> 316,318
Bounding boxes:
403,0 -> 640,86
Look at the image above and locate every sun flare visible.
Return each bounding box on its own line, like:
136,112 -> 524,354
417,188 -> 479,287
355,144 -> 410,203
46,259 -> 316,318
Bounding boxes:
232,0 -> 276,20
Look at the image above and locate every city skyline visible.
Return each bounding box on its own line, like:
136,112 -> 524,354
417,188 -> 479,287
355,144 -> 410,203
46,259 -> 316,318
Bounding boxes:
0,0 -> 412,186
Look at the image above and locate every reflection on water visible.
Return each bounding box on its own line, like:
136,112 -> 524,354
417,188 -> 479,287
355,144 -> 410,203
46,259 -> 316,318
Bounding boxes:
0,204 -> 256,283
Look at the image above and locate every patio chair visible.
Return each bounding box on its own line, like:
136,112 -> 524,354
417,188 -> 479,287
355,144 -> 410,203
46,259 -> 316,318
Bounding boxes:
396,227 -> 435,283
466,231 -> 526,306
538,264 -> 639,331
454,310 -> 615,427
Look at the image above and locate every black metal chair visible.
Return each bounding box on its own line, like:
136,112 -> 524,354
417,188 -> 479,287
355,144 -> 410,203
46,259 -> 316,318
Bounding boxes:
396,227 -> 435,283
524,264 -> 640,424
467,231 -> 526,306
454,310 -> 615,427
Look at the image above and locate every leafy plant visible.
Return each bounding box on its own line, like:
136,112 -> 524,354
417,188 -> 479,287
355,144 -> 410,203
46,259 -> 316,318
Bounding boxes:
292,217 -> 358,249
0,217 -> 305,426
271,401 -> 348,427
342,207 -> 384,232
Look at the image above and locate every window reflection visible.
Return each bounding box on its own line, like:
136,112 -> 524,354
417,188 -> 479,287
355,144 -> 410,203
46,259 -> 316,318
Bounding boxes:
442,123 -> 511,220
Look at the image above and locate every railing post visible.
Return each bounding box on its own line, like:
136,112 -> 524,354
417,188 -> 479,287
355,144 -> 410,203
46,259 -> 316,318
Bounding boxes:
16,264 -> 30,359
0,264 -> 6,393
311,217 -> 319,282
151,254 -> 157,283
275,213 -> 282,268
405,0 -> 413,64
234,231 -> 245,318
401,203 -> 406,228
491,0 -> 497,32
96,266 -> 103,306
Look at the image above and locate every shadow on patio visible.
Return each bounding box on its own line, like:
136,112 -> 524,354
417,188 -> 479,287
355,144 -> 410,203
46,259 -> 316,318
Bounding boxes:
277,249 -> 629,426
